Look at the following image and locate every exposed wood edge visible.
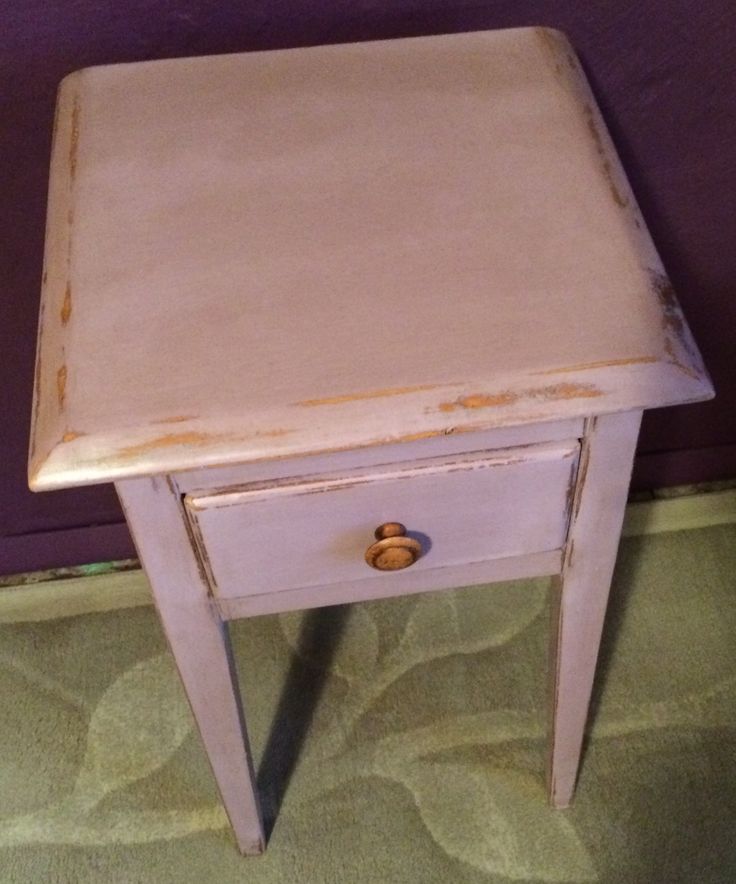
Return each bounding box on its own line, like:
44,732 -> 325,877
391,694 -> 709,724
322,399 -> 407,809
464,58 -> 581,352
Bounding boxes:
2,489 -> 734,624
30,359 -> 713,493
29,72 -> 83,487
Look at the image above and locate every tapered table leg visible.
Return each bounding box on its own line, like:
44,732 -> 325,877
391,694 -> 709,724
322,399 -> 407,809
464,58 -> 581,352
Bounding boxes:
548,410 -> 642,807
117,476 -> 265,854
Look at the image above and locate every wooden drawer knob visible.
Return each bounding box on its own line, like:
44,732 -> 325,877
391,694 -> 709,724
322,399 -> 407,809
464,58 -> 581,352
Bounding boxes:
365,523 -> 422,571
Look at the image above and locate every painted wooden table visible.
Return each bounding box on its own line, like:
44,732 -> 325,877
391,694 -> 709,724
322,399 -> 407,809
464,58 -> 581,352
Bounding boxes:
29,28 -> 713,854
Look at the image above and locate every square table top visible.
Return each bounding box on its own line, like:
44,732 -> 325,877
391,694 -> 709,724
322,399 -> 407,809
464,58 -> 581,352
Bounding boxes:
30,27 -> 712,490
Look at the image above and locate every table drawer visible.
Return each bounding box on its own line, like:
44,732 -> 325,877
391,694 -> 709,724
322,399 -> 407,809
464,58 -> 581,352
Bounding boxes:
184,440 -> 579,601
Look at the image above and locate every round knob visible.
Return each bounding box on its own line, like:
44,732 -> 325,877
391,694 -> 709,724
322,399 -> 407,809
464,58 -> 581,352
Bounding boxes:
365,523 -> 422,571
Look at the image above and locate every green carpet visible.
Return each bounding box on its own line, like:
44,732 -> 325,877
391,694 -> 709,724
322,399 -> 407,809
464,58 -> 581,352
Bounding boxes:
1,524 -> 735,883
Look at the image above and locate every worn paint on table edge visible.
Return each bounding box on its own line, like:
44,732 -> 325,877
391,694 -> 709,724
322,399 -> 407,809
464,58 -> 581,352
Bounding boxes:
296,383 -> 448,407
533,356 -> 659,375
437,382 -> 603,414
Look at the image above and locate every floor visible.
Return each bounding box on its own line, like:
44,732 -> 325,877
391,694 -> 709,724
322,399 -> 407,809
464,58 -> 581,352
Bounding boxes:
1,523 -> 735,883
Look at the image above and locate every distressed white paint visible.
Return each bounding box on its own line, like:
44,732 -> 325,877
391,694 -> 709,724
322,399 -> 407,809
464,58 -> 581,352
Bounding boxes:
29,28 -> 712,491
175,418 -> 585,496
187,442 -> 578,600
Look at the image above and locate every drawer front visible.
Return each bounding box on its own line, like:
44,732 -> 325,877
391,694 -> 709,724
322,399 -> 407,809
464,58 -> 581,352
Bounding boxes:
185,441 -> 579,600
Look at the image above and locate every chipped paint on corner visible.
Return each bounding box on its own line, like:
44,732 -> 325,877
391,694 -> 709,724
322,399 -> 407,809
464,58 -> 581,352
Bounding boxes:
651,271 -> 685,336
663,339 -> 701,380
650,269 -> 706,382
61,430 -> 85,443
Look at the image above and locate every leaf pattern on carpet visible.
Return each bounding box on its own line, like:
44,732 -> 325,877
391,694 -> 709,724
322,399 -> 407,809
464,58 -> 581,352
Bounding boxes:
388,763 -> 596,881
2,523 -> 736,884
277,578 -> 549,749
73,654 -> 192,804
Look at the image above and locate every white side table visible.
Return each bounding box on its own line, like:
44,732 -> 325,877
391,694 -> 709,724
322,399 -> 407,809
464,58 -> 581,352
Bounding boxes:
30,28 -> 713,854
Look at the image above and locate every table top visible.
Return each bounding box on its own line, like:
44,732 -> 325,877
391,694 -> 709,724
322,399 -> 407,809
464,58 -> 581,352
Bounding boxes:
30,27 -> 712,490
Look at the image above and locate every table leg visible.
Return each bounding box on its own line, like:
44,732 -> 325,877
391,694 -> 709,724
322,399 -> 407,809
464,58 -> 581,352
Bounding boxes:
548,410 -> 642,808
116,475 -> 265,854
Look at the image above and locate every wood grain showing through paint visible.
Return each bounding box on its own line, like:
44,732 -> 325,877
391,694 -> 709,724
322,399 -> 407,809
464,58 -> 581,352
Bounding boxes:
27,30 -> 712,490
438,383 -> 603,414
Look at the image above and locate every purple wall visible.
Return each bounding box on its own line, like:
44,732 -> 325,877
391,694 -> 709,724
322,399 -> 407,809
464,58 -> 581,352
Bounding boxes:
2,1 -> 735,575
